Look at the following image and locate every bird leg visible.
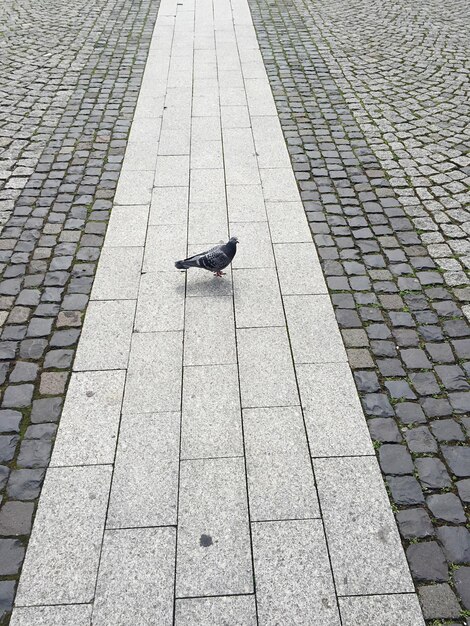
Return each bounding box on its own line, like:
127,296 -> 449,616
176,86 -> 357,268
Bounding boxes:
214,271 -> 226,277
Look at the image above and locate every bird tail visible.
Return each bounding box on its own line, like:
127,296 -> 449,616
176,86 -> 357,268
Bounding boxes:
175,257 -> 199,270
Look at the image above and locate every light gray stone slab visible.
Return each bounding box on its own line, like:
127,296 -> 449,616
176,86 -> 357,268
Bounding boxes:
123,141 -> 159,171
175,596 -> 257,625
339,594 -> 425,626
155,155 -> 189,186
104,205 -> 149,247
161,111 -> 190,134
128,117 -> 162,144
264,200 -> 305,222
188,202 -> 228,244
133,95 -> 165,119
74,300 -> 135,371
149,186 -> 188,225
227,184 -> 266,222
190,168 -> 226,204
284,295 -> 347,363
274,243 -> 327,295
185,261 -> 233,297
218,69 -> 244,88
239,47 -> 262,63
237,327 -> 299,407
220,87 -> 246,106
221,105 -> 251,129
314,456 -> 415,595
193,65 -> 217,81
193,92 -> 219,117
260,168 -> 299,202
191,140 -> 223,169
222,128 -> 255,161
223,130 -> 260,186
107,412 -> 180,528
51,370 -> 125,467
243,407 -> 319,521
233,268 -> 284,327
93,528 -> 175,626
230,222 -> 274,268
158,128 -> 191,155
241,61 -> 265,79
184,296 -> 236,365
114,170 -> 154,205
143,224 -> 187,272
164,88 -> 191,112
15,465 -> 112,605
176,457 -> 253,597
91,247 -> 143,300
191,116 -> 221,141
269,216 -> 312,244
251,116 -> 291,169
244,79 -> 278,116
10,605 -> 92,626
123,331 -> 183,413
252,519 -> 340,625
182,364 -> 242,459
216,54 -> 240,74
148,32 -> 173,54
296,362 -> 373,457
135,271 -> 185,332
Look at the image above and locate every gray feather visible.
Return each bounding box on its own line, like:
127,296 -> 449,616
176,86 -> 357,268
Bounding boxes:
175,237 -> 238,272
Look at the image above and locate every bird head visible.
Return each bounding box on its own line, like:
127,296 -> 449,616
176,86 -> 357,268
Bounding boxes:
229,236 -> 239,245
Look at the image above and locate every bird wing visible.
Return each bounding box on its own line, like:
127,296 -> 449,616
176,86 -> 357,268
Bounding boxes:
200,246 -> 230,271
180,245 -> 219,267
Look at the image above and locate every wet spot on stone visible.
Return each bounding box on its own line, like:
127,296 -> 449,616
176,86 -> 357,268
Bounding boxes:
199,534 -> 213,548
86,390 -> 94,397
377,526 -> 391,544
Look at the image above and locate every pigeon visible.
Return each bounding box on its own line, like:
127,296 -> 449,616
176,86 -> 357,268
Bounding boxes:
175,237 -> 239,277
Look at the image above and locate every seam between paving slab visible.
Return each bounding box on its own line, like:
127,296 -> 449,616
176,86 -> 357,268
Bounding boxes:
221,25 -> 262,626
10,0 -> 426,622
227,7 -> 345,619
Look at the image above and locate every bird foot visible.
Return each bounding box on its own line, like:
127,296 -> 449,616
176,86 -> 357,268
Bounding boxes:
214,271 -> 226,277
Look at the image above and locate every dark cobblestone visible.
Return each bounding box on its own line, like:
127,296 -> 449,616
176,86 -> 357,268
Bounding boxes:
387,475 -> 424,506
418,584 -> 461,621
396,508 -> 434,540
457,478 -> 470,504
0,502 -> 34,536
454,568 -> 470,610
379,444 -> 413,475
0,539 -> 24,576
415,457 -> 452,490
249,0 -> 470,616
0,0 -> 159,619
437,526 -> 470,565
0,582 -> 15,622
406,542 -> 448,583
427,493 -> 466,524
6,469 -> 45,501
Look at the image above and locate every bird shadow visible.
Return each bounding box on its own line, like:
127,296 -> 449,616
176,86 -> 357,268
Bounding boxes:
180,270 -> 233,297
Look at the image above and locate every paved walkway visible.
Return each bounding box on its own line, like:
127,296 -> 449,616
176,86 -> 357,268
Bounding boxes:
9,0 -> 425,623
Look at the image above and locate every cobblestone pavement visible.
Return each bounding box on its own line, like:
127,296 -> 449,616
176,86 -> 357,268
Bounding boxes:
248,0 -> 470,621
0,0 -> 159,622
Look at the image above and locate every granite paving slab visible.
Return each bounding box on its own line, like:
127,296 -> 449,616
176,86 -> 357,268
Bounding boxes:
10,605 -> 92,626
15,465 -> 112,606
175,595 -> 257,625
92,527 -> 175,625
